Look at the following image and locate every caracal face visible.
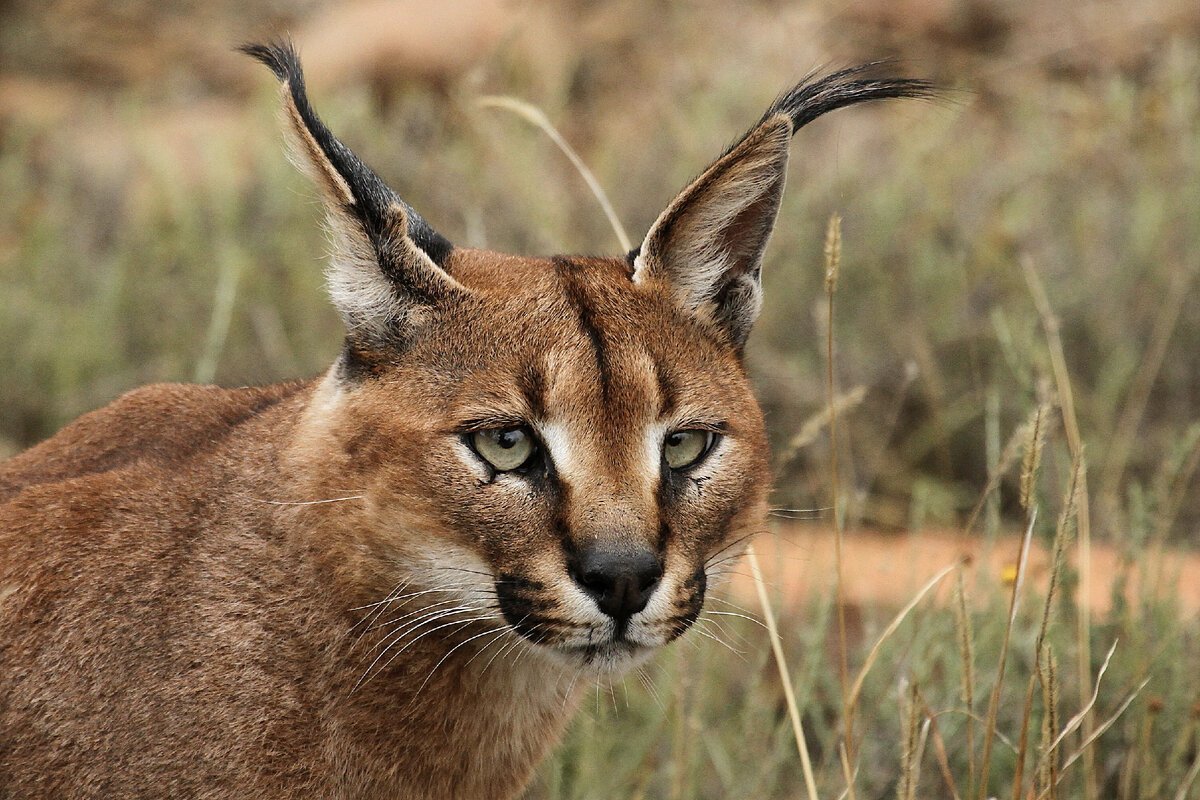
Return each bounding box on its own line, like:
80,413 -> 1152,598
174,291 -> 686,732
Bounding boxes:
245,41 -> 932,676
311,250 -> 770,673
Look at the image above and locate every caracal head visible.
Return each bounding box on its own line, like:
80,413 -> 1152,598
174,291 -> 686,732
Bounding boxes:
246,41 -> 933,673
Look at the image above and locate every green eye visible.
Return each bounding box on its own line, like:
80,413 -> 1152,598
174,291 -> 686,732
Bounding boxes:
663,430 -> 715,470
471,427 -> 537,472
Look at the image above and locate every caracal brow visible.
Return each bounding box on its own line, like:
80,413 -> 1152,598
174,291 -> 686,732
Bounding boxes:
0,41 -> 933,799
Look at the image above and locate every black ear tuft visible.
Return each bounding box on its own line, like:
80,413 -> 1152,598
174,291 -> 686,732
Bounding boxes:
766,62 -> 938,135
239,39 -> 453,270
238,40 -> 299,84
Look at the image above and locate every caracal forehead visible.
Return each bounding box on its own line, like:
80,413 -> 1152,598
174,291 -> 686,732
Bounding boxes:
438,249 -> 750,419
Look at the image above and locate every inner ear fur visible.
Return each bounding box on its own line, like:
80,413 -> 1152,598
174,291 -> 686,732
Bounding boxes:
242,39 -> 465,350
634,117 -> 792,348
633,63 -> 937,349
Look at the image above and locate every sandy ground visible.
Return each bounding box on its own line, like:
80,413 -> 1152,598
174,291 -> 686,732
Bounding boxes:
731,524 -> 1200,618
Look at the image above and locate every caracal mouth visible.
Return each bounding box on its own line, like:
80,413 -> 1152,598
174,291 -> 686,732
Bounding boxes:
539,633 -> 660,673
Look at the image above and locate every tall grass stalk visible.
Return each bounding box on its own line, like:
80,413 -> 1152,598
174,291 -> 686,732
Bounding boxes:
976,507 -> 1036,799
1174,752 -> 1200,800
1035,649 -> 1060,798
1097,262 -> 1196,512
822,213 -> 855,767
1011,675 -> 1038,799
846,562 -> 959,711
961,405 -> 1042,536
924,705 -> 962,800
1020,255 -> 1097,799
953,571 -> 976,798
898,682 -> 922,800
745,545 -> 820,800
838,742 -> 858,800
194,238 -> 245,383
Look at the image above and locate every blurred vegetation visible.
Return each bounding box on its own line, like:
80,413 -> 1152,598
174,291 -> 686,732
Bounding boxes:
2,1 -> 1198,539
2,0 -> 1199,796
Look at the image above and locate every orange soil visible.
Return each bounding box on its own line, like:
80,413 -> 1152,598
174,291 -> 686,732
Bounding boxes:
731,525 -> 1200,617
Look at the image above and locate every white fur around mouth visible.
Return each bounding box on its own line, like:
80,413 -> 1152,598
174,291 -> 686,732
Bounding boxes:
546,636 -> 657,673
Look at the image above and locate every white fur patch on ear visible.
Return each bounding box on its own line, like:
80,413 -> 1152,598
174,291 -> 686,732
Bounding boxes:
322,210 -> 439,341
634,116 -> 793,345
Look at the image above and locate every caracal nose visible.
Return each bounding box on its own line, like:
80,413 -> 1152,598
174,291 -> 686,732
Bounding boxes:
570,544 -> 664,621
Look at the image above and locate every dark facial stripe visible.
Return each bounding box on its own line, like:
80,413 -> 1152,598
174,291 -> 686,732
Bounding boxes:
552,257 -> 613,404
652,355 -> 678,417
517,360 -> 547,419
655,519 -> 671,555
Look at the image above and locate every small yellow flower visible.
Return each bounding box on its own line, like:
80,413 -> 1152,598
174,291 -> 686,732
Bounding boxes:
1001,564 -> 1019,586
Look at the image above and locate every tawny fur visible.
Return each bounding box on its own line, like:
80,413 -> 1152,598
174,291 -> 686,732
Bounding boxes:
0,252 -> 769,799
0,42 -> 930,799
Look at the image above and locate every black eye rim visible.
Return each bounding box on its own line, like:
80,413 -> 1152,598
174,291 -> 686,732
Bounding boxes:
463,425 -> 542,474
663,428 -> 720,472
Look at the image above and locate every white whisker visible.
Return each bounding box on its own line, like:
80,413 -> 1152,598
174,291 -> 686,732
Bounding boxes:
255,495 -> 366,506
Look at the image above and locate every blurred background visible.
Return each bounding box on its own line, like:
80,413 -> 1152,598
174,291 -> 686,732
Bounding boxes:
0,0 -> 1195,542
2,1 -> 1199,795
2,0 -> 1198,538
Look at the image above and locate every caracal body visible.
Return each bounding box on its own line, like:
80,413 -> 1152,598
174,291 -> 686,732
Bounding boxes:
0,41 -> 930,799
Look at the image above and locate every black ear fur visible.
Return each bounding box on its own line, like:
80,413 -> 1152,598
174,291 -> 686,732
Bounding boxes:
755,62 -> 936,143
240,39 -> 453,274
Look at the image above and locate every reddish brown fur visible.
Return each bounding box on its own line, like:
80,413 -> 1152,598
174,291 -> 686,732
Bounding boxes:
1,45 -> 926,798
0,249 -> 770,799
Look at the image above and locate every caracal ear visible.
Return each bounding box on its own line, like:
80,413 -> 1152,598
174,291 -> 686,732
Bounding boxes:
242,40 -> 464,352
632,64 -> 936,349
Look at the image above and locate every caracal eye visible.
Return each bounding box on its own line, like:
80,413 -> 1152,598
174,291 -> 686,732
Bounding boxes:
663,430 -> 715,470
472,427 -> 536,472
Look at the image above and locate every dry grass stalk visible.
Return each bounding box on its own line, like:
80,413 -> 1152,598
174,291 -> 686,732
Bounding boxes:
1164,704 -> 1200,793
1019,403 -> 1048,512
825,212 -> 842,293
1122,698 -> 1157,799
476,96 -> 632,253
194,239 -> 245,383
898,683 -> 921,800
1035,649 -> 1060,799
953,571 -> 976,798
823,212 -> 854,765
1037,718 -> 1054,799
961,404 -> 1044,536
838,742 -> 858,800
1098,261 -> 1197,513
1174,750 -> 1200,800
920,695 -> 963,800
1155,422 -> 1200,540
1046,639 -> 1119,755
1020,255 -> 1096,799
846,562 -> 959,711
914,719 -> 931,794
1011,675 -> 1038,800
1056,676 -> 1151,776
976,508 -> 1037,800
779,385 -> 867,462
1035,451 -> 1083,661
745,544 -> 820,800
